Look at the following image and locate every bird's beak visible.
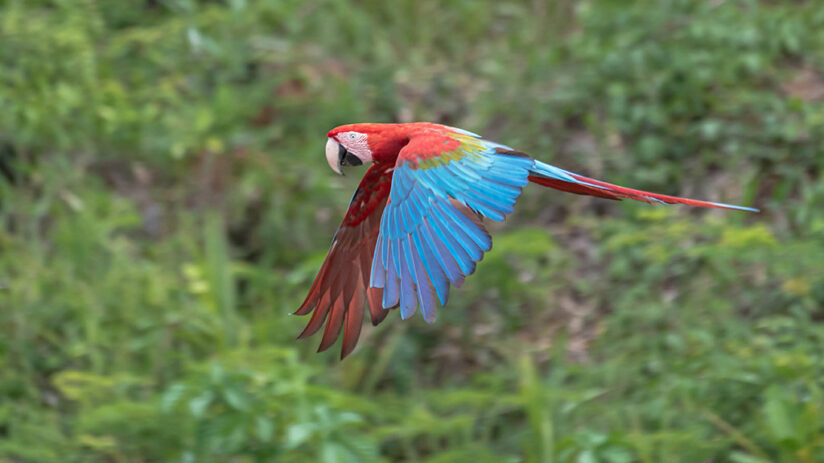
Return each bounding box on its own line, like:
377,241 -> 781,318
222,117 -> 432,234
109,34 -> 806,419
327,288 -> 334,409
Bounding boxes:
325,138 -> 343,175
325,138 -> 362,175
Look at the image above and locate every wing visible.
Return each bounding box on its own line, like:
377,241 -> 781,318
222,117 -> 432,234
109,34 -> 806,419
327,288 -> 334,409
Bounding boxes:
369,128 -> 534,323
528,159 -> 758,212
295,163 -> 395,358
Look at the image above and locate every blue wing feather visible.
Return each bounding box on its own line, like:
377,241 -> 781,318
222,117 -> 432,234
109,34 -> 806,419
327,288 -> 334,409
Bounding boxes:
421,217 -> 463,285
413,230 -> 449,305
383,273 -> 399,309
435,200 -> 491,251
371,128 -> 532,323
409,244 -> 436,322
429,202 -> 484,260
399,257 -> 416,319
424,210 -> 473,277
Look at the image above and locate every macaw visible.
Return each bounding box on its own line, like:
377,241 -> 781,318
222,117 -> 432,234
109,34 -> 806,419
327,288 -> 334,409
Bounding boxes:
296,122 -> 757,358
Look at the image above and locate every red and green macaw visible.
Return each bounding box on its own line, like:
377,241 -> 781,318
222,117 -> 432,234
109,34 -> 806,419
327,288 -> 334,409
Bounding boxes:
296,122 -> 757,358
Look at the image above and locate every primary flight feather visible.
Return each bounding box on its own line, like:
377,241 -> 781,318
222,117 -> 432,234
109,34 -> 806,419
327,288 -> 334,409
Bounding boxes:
296,122 -> 758,358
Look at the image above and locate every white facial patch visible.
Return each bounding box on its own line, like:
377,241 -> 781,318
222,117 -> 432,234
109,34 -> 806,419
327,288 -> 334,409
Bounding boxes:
338,131 -> 373,163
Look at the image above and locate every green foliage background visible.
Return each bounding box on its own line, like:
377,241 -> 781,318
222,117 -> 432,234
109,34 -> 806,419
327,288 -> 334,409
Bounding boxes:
1,0 -> 823,461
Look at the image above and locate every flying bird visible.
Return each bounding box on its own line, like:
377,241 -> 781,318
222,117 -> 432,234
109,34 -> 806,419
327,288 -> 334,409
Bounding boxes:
295,122 -> 757,358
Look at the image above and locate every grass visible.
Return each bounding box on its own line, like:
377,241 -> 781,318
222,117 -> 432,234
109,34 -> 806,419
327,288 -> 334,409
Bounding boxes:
0,0 -> 823,461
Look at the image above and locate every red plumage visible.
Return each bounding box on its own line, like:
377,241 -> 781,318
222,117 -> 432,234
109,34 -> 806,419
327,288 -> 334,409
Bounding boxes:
294,163 -> 393,358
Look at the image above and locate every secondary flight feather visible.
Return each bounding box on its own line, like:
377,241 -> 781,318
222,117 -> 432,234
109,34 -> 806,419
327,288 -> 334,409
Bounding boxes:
295,122 -> 758,358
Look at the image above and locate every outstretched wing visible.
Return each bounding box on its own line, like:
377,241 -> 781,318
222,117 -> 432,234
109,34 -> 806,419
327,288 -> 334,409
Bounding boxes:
295,163 -> 394,358
369,128 -> 534,323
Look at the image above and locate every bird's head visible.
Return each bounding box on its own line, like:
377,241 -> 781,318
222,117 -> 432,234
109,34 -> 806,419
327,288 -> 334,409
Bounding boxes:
325,126 -> 375,175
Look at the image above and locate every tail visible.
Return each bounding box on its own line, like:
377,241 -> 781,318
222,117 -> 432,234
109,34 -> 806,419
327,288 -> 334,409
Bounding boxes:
527,159 -> 758,212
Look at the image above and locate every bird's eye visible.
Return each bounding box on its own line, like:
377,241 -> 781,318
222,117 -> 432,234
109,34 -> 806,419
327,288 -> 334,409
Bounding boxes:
349,133 -> 356,140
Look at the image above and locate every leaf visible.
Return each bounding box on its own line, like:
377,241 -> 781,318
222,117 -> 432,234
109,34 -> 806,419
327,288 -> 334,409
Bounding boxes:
188,391 -> 214,418
223,386 -> 249,411
256,416 -> 275,443
577,449 -> 597,463
286,423 -> 315,448
729,452 -> 772,463
602,447 -> 633,463
334,411 -> 363,425
160,383 -> 187,412
764,388 -> 795,443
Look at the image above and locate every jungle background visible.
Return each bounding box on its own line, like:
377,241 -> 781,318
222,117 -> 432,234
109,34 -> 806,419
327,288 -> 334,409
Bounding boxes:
1,0 -> 824,462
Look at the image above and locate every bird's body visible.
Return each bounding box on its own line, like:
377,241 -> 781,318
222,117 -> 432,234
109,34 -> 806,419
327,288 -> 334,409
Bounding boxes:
297,122 -> 757,358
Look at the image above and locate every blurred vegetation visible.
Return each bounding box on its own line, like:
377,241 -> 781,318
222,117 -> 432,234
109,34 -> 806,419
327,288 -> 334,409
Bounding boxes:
1,0 -> 823,461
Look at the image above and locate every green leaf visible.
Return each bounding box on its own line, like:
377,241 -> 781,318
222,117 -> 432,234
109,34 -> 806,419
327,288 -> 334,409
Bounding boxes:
256,416 -> 275,443
729,452 -> 772,463
286,423 -> 315,448
763,387 -> 796,444
188,391 -> 214,418
223,386 -> 249,411
160,383 -> 187,412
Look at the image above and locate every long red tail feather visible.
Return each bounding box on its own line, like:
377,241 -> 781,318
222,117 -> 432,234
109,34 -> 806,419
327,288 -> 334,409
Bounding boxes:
528,172 -> 758,212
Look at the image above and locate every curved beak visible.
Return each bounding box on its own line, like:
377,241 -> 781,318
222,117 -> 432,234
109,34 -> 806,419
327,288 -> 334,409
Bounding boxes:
325,138 -> 362,175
